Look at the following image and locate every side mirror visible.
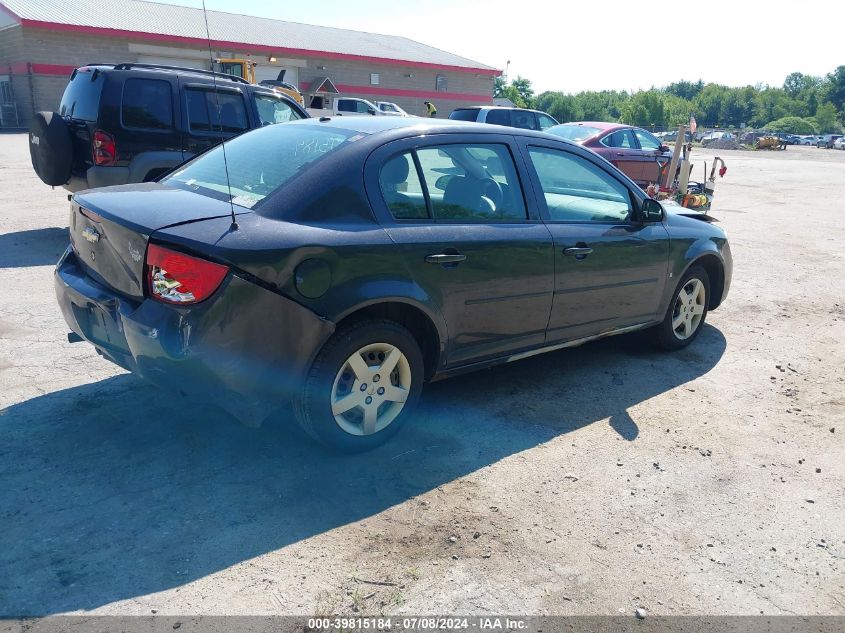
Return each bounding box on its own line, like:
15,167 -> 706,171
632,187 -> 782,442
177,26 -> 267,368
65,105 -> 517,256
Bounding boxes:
641,198 -> 664,223
368,108 -> 376,116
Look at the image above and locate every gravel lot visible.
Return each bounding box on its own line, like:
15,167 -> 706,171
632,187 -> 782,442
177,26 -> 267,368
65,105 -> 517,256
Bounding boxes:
1,135 -> 843,617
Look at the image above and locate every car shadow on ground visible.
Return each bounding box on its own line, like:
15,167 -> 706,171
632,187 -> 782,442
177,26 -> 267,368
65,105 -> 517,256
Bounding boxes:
0,227 -> 68,268
0,325 -> 725,615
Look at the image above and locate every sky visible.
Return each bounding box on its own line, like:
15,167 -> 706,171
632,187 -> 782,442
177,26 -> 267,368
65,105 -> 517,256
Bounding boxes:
160,0 -> 843,94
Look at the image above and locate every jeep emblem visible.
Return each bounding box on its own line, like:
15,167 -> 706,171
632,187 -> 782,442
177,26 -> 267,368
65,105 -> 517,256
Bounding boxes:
30,135 -> 40,146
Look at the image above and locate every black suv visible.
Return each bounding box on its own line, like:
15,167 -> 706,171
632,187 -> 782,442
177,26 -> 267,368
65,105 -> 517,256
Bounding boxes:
29,63 -> 308,192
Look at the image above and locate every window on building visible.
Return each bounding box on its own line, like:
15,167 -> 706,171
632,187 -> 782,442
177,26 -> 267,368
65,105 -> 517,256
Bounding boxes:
121,78 -> 173,130
370,73 -> 380,85
436,74 -> 448,92
0,79 -> 12,104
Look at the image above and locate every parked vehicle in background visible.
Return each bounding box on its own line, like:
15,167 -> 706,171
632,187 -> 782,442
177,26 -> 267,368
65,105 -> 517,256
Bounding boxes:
662,130 -> 693,143
376,101 -> 410,116
448,106 -> 559,131
55,117 -> 732,451
28,63 -> 308,192
833,136 -> 845,150
797,135 -> 816,145
334,97 -> 385,117
700,131 -> 735,146
816,134 -> 842,148
545,121 -> 673,187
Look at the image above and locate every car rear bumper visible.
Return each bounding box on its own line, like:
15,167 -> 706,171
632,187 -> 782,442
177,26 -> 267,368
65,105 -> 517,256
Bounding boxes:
54,247 -> 335,425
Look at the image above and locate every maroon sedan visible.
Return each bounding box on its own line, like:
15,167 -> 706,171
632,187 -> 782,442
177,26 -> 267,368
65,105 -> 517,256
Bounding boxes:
546,122 -> 671,188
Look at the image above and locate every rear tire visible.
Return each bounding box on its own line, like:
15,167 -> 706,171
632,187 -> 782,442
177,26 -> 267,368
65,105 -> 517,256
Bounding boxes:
294,319 -> 424,452
653,266 -> 710,351
29,111 -> 73,186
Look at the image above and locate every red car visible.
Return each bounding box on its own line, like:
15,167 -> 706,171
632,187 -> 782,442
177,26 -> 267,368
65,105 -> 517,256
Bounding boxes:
546,122 -> 671,188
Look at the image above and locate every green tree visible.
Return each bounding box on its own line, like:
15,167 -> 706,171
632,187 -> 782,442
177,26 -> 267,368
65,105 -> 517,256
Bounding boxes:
619,90 -> 665,127
765,116 -> 817,134
813,102 -> 840,133
510,76 -> 535,108
820,66 -> 845,111
666,80 -> 704,101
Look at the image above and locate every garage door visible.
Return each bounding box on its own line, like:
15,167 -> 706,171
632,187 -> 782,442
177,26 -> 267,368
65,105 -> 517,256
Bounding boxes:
137,56 -> 208,71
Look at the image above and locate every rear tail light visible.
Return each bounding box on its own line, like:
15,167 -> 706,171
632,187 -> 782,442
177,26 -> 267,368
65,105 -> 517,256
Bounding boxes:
92,129 -> 116,166
146,244 -> 229,304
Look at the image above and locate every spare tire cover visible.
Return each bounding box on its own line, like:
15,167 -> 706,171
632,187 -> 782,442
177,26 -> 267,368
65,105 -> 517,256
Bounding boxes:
29,111 -> 73,186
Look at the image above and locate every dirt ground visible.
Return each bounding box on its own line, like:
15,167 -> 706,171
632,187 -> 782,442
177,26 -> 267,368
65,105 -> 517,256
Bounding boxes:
1,135 -> 843,617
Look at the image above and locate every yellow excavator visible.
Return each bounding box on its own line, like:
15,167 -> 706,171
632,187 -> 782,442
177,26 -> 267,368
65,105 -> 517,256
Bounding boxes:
214,58 -> 304,106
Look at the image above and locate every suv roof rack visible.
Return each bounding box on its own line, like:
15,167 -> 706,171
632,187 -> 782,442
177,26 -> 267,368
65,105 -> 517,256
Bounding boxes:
109,63 -> 250,84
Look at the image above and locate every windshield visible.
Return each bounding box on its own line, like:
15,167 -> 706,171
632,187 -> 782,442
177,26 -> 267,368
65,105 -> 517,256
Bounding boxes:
545,124 -> 602,142
163,124 -> 362,208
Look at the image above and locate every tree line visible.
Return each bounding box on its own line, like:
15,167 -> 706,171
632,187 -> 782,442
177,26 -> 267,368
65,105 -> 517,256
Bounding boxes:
494,67 -> 845,134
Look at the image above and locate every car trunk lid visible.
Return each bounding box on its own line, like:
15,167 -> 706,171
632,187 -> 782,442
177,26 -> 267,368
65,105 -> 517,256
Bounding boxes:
70,183 -> 249,298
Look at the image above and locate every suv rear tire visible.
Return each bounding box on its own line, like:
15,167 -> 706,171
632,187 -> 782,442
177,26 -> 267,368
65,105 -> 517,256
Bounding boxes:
294,319 -> 424,452
29,112 -> 73,186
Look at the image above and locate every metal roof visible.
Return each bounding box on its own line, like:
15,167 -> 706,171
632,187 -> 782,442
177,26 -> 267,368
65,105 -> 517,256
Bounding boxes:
0,0 -> 498,73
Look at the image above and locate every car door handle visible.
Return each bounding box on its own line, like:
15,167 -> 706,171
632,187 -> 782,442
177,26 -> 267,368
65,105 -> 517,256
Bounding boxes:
563,247 -> 594,256
425,253 -> 467,264
616,152 -> 626,156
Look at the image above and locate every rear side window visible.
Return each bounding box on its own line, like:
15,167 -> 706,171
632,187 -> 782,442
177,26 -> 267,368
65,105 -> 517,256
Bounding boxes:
381,144 -> 526,222
601,129 -> 636,148
485,109 -> 511,126
59,68 -> 105,121
379,153 -> 428,219
449,109 -> 478,121
121,78 -> 172,130
186,89 -> 248,133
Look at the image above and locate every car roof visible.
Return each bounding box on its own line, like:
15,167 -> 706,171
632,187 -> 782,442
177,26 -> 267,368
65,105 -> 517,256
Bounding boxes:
283,115 -> 575,140
559,121 -> 629,131
454,105 -> 552,115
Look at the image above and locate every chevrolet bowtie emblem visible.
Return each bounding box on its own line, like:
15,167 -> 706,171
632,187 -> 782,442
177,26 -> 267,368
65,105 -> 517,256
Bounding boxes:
82,227 -> 100,243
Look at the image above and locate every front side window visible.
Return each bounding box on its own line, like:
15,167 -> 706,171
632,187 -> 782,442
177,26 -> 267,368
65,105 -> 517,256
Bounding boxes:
511,111 -> 538,130
254,93 -> 300,125
634,128 -> 661,150
382,144 -> 526,222
528,147 -> 631,223
121,78 -> 172,130
186,88 -> 248,133
537,113 -> 558,130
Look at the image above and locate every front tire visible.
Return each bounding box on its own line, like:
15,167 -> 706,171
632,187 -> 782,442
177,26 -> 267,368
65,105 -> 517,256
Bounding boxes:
653,266 -> 710,350
294,319 -> 424,451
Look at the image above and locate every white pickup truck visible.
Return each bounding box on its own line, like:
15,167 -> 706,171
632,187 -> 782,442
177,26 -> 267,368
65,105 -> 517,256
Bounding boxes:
307,97 -> 411,118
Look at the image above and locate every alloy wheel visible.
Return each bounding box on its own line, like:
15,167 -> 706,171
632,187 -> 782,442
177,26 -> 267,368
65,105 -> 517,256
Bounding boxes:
330,343 -> 412,436
672,278 -> 706,340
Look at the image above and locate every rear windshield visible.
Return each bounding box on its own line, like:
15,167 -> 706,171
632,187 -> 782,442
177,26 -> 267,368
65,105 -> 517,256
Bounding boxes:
59,68 -> 105,121
449,109 -> 478,121
163,124 -> 363,209
546,124 -> 602,141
